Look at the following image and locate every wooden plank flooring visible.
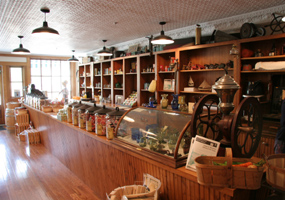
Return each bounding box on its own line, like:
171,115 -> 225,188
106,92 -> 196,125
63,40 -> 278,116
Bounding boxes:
0,130 -> 100,200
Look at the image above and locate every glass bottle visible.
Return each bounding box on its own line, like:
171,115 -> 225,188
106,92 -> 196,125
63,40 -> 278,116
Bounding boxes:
72,102 -> 82,126
106,107 -> 126,140
160,94 -> 168,109
171,94 -> 179,110
94,105 -> 112,136
85,104 -> 100,132
67,102 -> 79,123
78,105 -> 90,129
178,95 -> 188,112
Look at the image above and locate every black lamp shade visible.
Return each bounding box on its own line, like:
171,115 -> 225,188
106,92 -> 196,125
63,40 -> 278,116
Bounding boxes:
151,30 -> 174,45
12,44 -> 30,54
32,21 -> 59,35
68,55 -> 79,62
97,46 -> 112,56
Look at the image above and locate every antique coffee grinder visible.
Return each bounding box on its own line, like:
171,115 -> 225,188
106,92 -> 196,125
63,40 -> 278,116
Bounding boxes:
190,69 -> 262,158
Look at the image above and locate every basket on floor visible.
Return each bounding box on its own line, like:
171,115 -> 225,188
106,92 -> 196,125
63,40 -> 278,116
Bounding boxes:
194,148 -> 265,189
266,154 -> 285,191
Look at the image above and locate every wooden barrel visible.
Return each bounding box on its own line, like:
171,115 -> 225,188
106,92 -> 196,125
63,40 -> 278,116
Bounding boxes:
5,108 -> 15,133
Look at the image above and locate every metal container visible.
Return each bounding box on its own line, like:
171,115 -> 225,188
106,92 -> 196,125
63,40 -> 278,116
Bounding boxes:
212,70 -> 240,114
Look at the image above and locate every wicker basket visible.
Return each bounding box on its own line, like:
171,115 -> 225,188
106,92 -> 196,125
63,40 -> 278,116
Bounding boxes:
194,148 -> 264,189
266,154 -> 285,191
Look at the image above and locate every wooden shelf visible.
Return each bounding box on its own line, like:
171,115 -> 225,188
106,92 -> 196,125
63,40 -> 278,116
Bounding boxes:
114,73 -> 123,76
141,72 -> 155,74
103,88 -> 111,90
158,71 -> 175,74
126,72 -> 137,75
241,55 -> 285,60
94,75 -> 101,77
180,68 -> 233,73
157,90 -> 174,93
103,74 -> 111,76
180,90 -> 214,95
94,87 -> 101,89
114,88 -> 123,90
241,70 -> 285,73
141,89 -> 150,92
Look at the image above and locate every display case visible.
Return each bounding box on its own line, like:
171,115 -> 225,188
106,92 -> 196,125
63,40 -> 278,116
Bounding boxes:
113,107 -> 192,168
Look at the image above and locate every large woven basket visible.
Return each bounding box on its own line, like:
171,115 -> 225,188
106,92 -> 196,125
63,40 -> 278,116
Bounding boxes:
266,154 -> 285,191
194,148 -> 264,189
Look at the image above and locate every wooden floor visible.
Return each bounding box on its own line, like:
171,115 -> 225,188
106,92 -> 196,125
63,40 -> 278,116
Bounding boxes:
0,130 -> 100,200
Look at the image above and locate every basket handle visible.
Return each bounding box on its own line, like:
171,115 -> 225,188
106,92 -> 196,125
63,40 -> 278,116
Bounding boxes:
225,148 -> 233,188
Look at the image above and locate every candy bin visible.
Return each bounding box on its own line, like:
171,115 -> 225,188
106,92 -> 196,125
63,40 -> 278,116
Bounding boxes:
57,109 -> 67,122
67,102 -> 79,123
72,102 -> 82,126
94,105 -> 112,136
85,104 -> 100,133
78,104 -> 91,129
106,107 -> 126,140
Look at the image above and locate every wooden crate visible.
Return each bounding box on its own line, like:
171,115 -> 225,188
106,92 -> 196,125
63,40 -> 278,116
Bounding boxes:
25,129 -> 40,144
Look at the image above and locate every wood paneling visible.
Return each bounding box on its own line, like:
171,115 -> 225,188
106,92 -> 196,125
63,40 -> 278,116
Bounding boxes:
26,105 -> 264,200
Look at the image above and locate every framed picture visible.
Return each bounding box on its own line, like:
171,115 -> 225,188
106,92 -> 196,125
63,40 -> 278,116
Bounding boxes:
163,79 -> 173,90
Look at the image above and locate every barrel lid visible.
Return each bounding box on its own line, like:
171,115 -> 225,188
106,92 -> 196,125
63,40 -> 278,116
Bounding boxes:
107,107 -> 126,116
94,105 -> 112,114
14,107 -> 26,110
85,103 -> 101,113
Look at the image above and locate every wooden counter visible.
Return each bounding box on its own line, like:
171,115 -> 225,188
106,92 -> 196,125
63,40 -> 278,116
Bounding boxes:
26,105 -> 264,200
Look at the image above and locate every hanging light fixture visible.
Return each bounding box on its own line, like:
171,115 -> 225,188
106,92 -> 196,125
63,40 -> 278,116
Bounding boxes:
11,35 -> 30,54
151,22 -> 174,45
68,50 -> 79,62
32,7 -> 59,35
97,40 -> 113,56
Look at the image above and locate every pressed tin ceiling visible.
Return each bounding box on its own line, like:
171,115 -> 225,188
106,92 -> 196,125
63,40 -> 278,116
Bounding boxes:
0,0 -> 285,56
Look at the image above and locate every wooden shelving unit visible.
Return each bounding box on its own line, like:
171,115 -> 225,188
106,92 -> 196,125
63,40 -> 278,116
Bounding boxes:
77,33 -> 285,115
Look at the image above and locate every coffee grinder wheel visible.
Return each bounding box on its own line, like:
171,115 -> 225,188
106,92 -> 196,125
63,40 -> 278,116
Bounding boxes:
190,94 -> 262,158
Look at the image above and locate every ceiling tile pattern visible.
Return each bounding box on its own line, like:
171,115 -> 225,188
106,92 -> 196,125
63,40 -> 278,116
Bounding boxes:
0,0 -> 285,56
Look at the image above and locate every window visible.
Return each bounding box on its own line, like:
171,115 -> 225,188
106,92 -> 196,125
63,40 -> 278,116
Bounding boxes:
30,59 -> 70,100
10,66 -> 23,97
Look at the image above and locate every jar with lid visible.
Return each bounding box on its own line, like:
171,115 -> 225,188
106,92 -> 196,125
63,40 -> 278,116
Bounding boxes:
106,107 -> 126,140
67,102 -> 79,123
78,104 -> 91,129
38,97 -> 47,110
57,109 -> 67,122
72,102 -> 82,126
94,105 -> 112,136
85,104 -> 100,132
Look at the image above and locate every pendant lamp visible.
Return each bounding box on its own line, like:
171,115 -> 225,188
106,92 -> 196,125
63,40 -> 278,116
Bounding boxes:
151,22 -> 174,45
32,7 -> 59,35
11,35 -> 30,54
68,50 -> 79,62
97,40 -> 112,56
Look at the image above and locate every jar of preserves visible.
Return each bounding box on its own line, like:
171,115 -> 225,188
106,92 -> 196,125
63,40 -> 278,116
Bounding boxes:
72,102 -> 82,126
78,104 -> 91,129
85,104 -> 100,132
94,105 -> 112,136
38,97 -> 47,110
106,107 -> 126,140
67,102 -> 79,123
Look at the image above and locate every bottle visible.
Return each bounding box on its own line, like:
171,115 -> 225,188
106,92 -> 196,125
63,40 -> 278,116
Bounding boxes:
195,24 -> 201,45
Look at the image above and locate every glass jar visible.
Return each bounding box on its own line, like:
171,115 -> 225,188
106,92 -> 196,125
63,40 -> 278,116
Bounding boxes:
57,109 -> 67,122
178,95 -> 188,112
78,105 -> 91,129
67,102 -> 78,123
38,97 -> 47,110
106,107 -> 126,140
160,94 -> 168,109
72,102 -> 82,126
85,104 -> 100,132
94,105 -> 112,136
